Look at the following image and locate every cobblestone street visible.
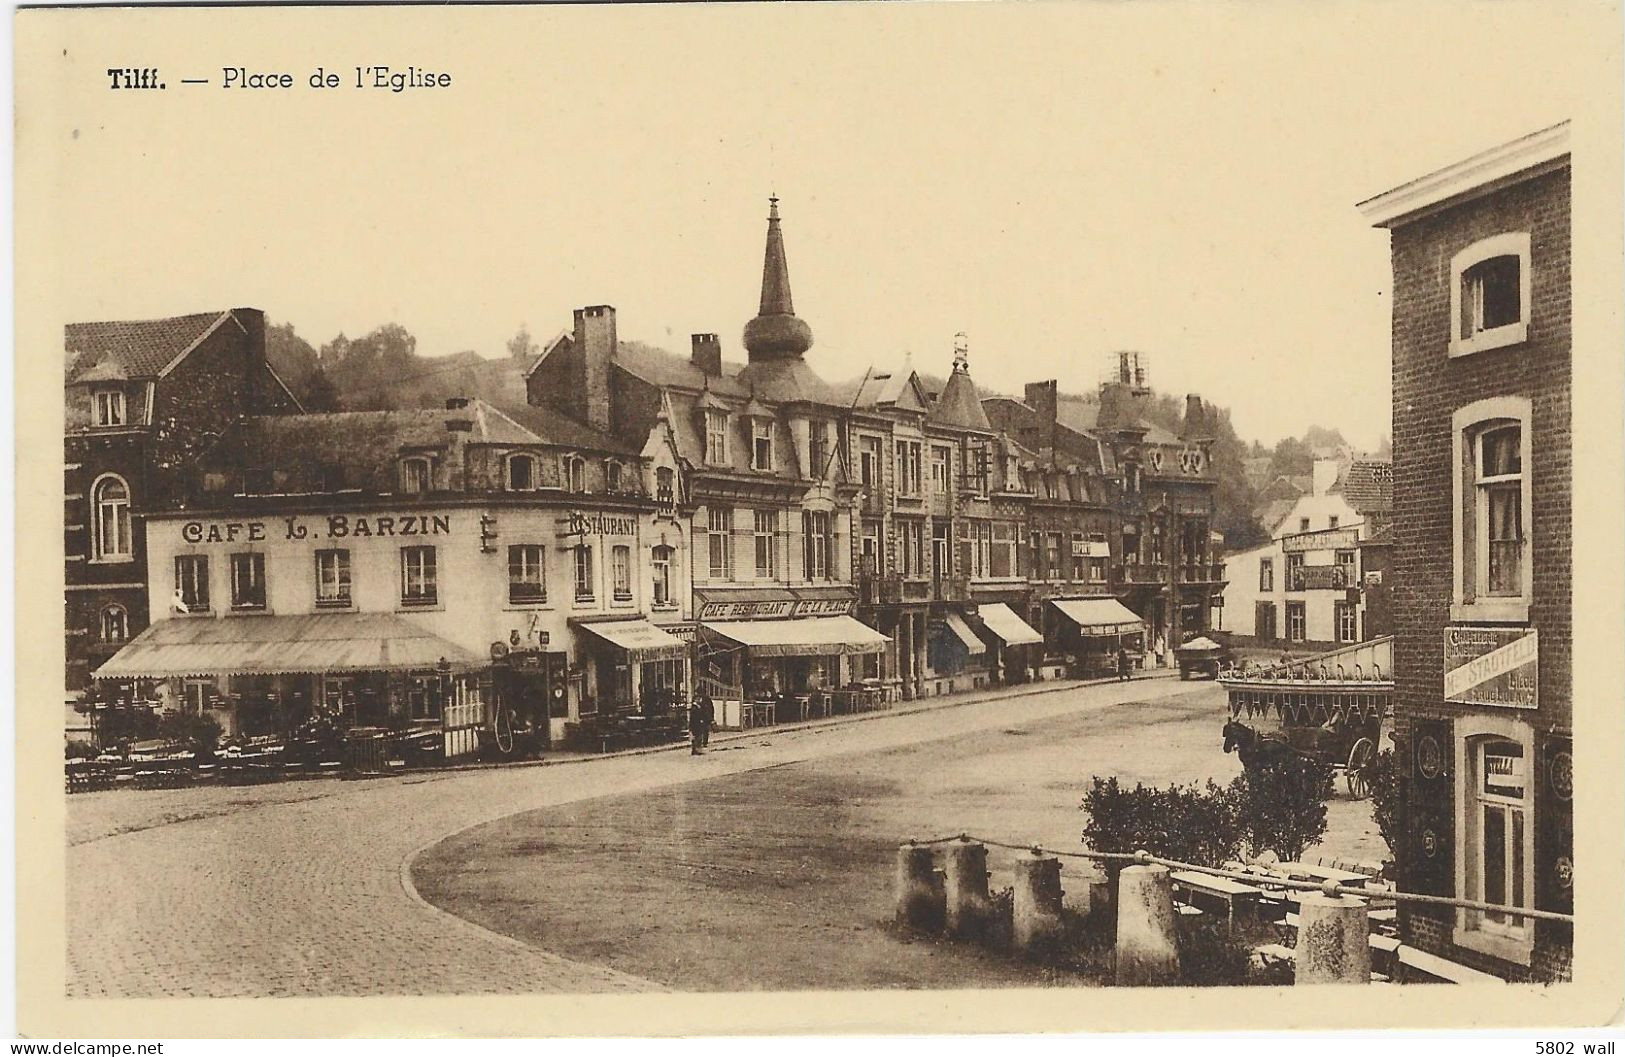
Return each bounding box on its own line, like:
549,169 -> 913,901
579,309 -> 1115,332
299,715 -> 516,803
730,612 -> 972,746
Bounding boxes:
67,673 -> 1382,997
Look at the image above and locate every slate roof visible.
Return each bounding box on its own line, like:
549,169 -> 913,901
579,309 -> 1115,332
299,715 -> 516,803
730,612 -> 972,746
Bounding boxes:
65,310 -> 231,383
611,341 -> 750,398
1335,458 -> 1394,514
929,369 -> 993,431
493,402 -> 639,455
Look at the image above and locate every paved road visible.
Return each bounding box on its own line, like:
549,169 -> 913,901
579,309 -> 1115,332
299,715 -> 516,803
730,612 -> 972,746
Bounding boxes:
68,674 -> 1205,998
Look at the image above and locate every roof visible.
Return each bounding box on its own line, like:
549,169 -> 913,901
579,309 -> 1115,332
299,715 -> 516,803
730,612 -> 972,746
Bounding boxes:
929,369 -> 994,431
610,340 -> 749,398
94,612 -> 480,679
65,310 -> 231,383
493,402 -> 639,455
1358,121 -> 1570,228
1258,498 -> 1300,535
1056,394 -> 1180,445
1335,458 -> 1394,514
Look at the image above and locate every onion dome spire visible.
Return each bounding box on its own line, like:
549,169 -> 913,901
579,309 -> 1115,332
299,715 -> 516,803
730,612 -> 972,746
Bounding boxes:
743,195 -> 814,361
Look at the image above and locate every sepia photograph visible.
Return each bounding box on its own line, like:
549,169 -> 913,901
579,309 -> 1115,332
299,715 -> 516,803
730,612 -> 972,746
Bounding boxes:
12,0 -> 1625,1040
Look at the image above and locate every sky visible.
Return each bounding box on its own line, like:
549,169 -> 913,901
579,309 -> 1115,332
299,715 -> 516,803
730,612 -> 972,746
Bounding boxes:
34,3 -> 1592,453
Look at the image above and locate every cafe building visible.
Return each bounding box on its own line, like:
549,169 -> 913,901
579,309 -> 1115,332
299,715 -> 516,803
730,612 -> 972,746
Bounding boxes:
95,397 -> 693,752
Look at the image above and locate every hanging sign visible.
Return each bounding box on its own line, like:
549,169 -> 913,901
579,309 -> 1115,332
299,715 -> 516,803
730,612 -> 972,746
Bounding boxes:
1444,627 -> 1538,709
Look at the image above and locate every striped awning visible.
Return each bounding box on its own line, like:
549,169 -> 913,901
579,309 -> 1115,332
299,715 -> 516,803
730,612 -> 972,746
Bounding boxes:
976,603 -> 1044,646
701,616 -> 889,657
938,611 -> 987,656
1050,598 -> 1145,637
573,619 -> 688,661
93,613 -> 481,679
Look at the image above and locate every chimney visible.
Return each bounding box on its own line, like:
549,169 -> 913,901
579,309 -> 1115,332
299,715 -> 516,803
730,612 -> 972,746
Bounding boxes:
573,305 -> 616,433
1024,380 -> 1059,426
445,396 -> 474,432
691,333 -> 722,376
1181,394 -> 1211,440
1118,351 -> 1132,385
233,307 -> 267,414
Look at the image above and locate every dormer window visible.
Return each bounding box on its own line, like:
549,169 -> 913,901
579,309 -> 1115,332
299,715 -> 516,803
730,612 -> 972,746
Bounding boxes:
401,457 -> 432,495
562,454 -> 586,493
506,452 -> 539,492
93,389 -> 127,428
705,411 -> 729,466
1451,233 -> 1531,357
751,420 -> 774,472
605,460 -> 624,493
656,466 -> 676,507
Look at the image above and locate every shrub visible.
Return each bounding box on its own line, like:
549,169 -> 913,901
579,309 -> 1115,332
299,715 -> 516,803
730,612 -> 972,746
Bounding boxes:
1176,917 -> 1253,986
157,711 -> 223,755
1366,747 -> 1402,868
1229,754 -> 1335,862
65,739 -> 98,760
93,705 -> 159,747
1081,776 -> 1244,872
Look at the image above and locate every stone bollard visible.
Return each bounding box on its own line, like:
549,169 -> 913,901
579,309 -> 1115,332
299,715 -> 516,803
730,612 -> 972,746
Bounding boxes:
894,843 -> 944,931
1115,863 -> 1180,985
1295,885 -> 1371,984
942,838 -> 991,939
1013,851 -> 1064,953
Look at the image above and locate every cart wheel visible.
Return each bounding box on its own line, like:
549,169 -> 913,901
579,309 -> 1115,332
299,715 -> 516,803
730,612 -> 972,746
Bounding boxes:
493,707 -> 514,755
1347,769 -> 1370,800
1346,736 -> 1376,799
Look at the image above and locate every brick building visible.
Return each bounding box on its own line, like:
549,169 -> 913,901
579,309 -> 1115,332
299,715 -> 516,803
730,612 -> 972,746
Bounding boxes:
64,308 -> 302,730
1359,121 -> 1571,981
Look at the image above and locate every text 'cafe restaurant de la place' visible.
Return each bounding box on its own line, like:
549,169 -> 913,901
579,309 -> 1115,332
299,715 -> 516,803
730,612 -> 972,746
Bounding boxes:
94,401 -> 697,753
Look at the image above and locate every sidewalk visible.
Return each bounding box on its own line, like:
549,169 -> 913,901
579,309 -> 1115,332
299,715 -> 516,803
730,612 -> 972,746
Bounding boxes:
526,666 -> 1185,769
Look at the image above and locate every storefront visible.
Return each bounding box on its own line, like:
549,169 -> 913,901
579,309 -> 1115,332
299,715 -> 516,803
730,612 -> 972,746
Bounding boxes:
924,609 -> 990,694
970,602 -> 1043,684
1047,597 -> 1147,678
571,617 -> 690,717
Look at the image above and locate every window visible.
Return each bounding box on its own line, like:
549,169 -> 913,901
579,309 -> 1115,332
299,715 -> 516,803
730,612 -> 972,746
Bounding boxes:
91,475 -> 132,561
859,436 -> 882,493
656,466 -> 676,508
1259,557 -> 1274,592
1451,233 -> 1532,357
401,546 -> 437,606
1335,601 -> 1357,643
990,522 -> 1016,579
93,389 -> 126,428
751,419 -> 774,472
401,457 -> 432,495
651,545 -> 674,607
1299,517 -> 1311,533
605,460 -> 623,493
803,510 -> 833,580
1070,533 -> 1087,581
175,555 -> 209,612
707,506 -> 733,580
574,544 -> 595,602
1044,533 -> 1062,581
1454,400 -> 1532,621
896,440 -> 923,496
100,604 -> 128,644
899,519 -> 925,577
860,521 -> 881,575
506,452 -> 538,492
1286,553 -> 1305,592
183,678 -> 218,714
507,544 -> 545,604
753,510 -> 778,579
229,553 -> 266,610
562,454 -> 586,493
1329,515 -> 1340,530
612,545 -> 632,601
1456,725 -> 1535,963
961,443 -> 990,494
807,420 -> 830,479
315,549 -> 352,608
1335,549 -> 1357,588
1286,601 -> 1306,643
1255,601 -> 1277,640
705,410 -> 729,465
931,445 -> 951,493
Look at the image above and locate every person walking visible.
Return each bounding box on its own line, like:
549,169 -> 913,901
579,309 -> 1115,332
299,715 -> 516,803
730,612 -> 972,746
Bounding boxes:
1117,644 -> 1132,681
690,692 -> 713,755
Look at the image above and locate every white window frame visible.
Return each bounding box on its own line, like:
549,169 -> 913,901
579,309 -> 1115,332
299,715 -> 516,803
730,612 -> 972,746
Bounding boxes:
1259,557 -> 1274,593
90,474 -> 133,563
705,411 -> 729,466
314,548 -> 352,609
505,452 -> 539,492
1450,232 -> 1532,358
400,545 -> 438,607
611,544 -> 633,603
1452,397 -> 1533,624
175,554 -> 210,612
573,543 -> 596,603
1453,717 -> 1537,966
753,509 -> 778,580
401,456 -> 432,495
605,460 -> 624,494
1286,601 -> 1306,643
930,445 -> 951,493
507,543 -> 546,605
707,506 -> 733,581
1335,600 -> 1357,644
100,603 -> 129,644
896,440 -> 923,497
562,454 -> 586,493
229,552 -> 267,611
93,389 -> 127,428
803,510 -> 832,581
651,545 -> 674,608
751,419 -> 774,472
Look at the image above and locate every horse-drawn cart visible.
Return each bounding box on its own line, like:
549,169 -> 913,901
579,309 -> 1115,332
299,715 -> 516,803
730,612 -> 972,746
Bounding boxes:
1217,637 -> 1393,799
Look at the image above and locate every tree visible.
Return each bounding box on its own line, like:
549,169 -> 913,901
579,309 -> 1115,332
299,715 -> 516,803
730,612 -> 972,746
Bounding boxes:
506,324 -> 540,363
1267,436 -> 1314,481
1229,756 -> 1335,862
302,366 -> 340,412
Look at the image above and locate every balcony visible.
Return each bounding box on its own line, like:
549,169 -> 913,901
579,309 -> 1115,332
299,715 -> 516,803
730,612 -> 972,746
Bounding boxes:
932,575 -> 971,603
1289,565 -> 1354,592
1117,562 -> 1168,585
859,572 -> 932,605
1176,562 -> 1227,585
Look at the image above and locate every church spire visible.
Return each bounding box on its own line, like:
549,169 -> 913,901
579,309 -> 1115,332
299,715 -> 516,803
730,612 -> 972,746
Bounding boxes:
743,195 -> 814,361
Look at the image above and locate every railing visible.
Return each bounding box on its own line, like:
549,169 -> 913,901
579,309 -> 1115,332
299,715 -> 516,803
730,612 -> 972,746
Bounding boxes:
933,575 -> 971,603
1290,565 -> 1354,591
1176,562 -> 1227,584
1117,562 -> 1168,585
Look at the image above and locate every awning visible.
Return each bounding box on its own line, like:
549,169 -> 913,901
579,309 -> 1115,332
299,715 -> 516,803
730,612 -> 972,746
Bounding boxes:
574,619 -> 688,662
1050,598 -> 1146,637
93,613 -> 482,680
701,616 -> 889,657
938,611 -> 987,656
977,602 -> 1044,646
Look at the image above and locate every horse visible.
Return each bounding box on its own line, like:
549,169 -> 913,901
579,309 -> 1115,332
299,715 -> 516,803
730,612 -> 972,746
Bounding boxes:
1222,718 -> 1301,772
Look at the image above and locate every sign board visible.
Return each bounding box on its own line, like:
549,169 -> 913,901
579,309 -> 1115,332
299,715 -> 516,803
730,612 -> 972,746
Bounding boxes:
1296,564 -> 1353,590
178,513 -> 453,544
1282,527 -> 1360,553
1444,627 -> 1538,709
1484,751 -> 1526,795
1364,570 -> 1384,587
559,511 -> 638,538
698,597 -> 855,620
